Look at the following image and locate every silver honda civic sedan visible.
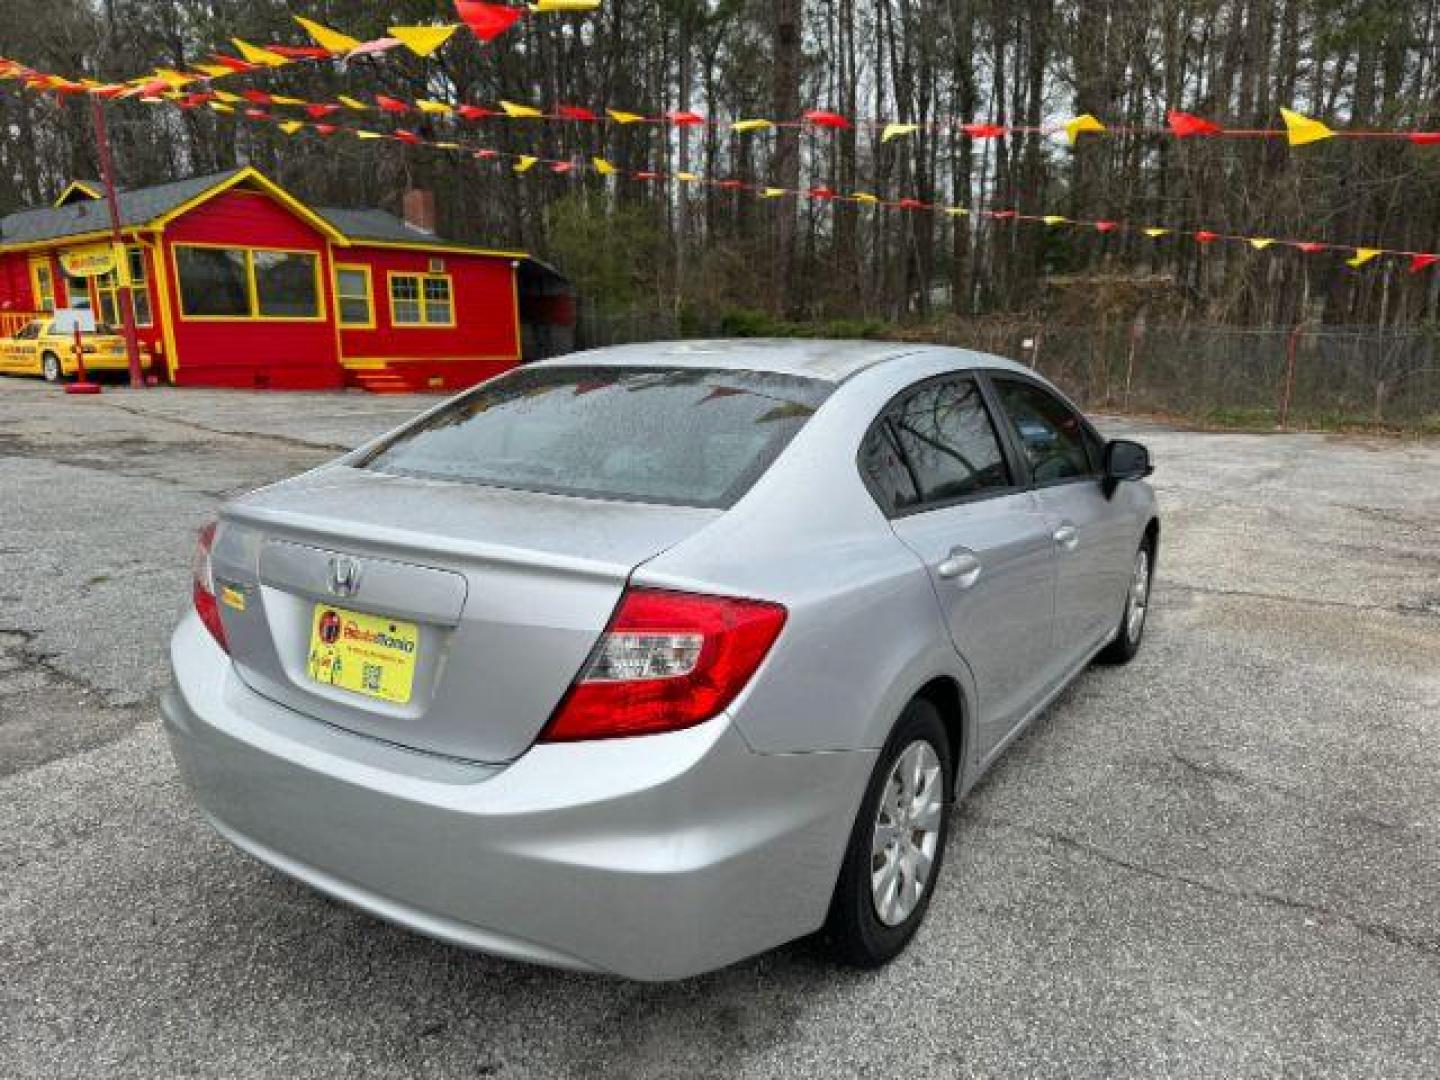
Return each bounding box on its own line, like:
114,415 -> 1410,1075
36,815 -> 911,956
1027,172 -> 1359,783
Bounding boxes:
164,340 -> 1158,980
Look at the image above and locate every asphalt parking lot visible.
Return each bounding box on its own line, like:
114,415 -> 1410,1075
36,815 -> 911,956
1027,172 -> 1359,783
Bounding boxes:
2,378 -> 1438,1078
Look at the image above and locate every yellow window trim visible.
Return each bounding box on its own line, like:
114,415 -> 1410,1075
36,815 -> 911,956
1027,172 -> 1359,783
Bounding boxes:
89,247 -> 154,329
386,271 -> 456,329
28,257 -> 56,312
171,242 -> 326,323
334,263 -> 376,329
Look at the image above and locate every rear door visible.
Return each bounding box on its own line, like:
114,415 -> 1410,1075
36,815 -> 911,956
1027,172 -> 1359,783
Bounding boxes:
860,373 -> 1055,755
987,374 -> 1131,674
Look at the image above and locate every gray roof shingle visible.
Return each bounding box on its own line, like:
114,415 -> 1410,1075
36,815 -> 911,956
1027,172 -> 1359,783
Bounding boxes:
0,170 -> 245,246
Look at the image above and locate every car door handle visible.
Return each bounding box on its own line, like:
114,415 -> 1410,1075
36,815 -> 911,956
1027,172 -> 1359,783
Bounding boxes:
1053,523 -> 1079,550
936,547 -> 982,587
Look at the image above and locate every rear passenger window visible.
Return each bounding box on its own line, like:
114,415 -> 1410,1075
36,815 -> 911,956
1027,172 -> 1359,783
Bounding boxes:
860,376 -> 1012,513
992,378 -> 1096,483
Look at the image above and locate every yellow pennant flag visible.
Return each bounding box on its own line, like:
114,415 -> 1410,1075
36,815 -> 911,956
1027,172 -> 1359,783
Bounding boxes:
355,130 -> 384,140
732,118 -> 774,133
294,16 -> 361,54
514,155 -> 538,173
192,63 -> 235,78
434,141 -> 461,151
761,187 -> 787,198
591,157 -> 617,175
501,100 -> 544,119
676,172 -> 698,182
211,90 -> 242,104
1249,238 -> 1276,250
417,99 -> 453,115
208,102 -> 234,114
270,94 -> 306,107
1347,247 -> 1380,268
851,192 -> 879,204
278,121 -> 303,135
1042,215 -> 1068,226
946,207 -> 969,217
1063,113 -> 1106,144
389,25 -> 460,57
1280,107 -> 1334,147
338,95 -> 369,111
1143,228 -> 1170,238
881,122 -> 918,143
231,39 -> 290,67
530,0 -> 602,11
152,68 -> 196,89
607,109 -> 645,124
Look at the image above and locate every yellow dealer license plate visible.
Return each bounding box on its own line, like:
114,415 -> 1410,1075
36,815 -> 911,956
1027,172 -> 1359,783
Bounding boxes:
306,604 -> 418,704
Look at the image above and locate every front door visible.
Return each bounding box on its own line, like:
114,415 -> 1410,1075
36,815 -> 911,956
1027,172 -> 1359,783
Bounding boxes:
860,374 -> 1056,756
988,375 -> 1131,674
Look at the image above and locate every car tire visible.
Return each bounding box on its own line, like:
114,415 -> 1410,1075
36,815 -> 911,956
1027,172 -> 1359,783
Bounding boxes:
824,697 -> 952,968
1097,537 -> 1154,665
41,351 -> 65,383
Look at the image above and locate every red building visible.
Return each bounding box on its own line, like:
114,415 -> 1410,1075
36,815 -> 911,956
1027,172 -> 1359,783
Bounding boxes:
0,168 -> 573,391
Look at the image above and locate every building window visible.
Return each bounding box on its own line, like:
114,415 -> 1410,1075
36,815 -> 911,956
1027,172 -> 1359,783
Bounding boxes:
90,250 -> 152,329
30,260 -> 56,312
389,273 -> 453,327
175,246 -> 321,320
334,265 -> 374,327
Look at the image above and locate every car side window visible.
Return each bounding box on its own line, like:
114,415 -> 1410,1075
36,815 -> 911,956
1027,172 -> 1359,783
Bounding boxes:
861,376 -> 1013,513
992,378 -> 1096,484
16,322 -> 40,340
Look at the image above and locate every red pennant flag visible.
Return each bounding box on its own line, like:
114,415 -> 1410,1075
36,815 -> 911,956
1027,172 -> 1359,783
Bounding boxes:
990,209 -> 1018,220
138,79 -> 171,97
804,109 -> 850,129
457,104 -> 497,120
306,104 -> 341,119
897,198 -> 926,210
244,108 -> 270,120
961,123 -> 1006,139
1408,253 -> 1440,273
1408,132 -> 1440,145
455,1 -> 525,42
474,148 -> 499,159
718,179 -> 746,190
268,45 -> 332,60
667,110 -> 705,127
1194,230 -> 1220,243
1167,110 -> 1223,137
206,55 -> 261,73
376,95 -> 410,114
242,89 -> 272,105
634,171 -> 661,181
393,129 -> 424,144
808,186 -> 836,200
314,124 -> 338,136
551,161 -> 575,173
1294,242 -> 1325,254
181,93 -> 212,108
556,104 -> 598,121
1094,220 -> 1119,233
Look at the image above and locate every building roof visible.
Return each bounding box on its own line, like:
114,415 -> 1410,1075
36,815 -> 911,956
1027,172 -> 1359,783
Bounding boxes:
316,206 -> 528,260
0,170 -> 245,247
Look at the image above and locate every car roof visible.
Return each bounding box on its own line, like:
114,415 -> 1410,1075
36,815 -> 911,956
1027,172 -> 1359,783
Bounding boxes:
537,339 -> 1037,384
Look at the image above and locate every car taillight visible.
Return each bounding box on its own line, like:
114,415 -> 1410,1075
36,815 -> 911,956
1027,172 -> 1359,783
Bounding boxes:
541,588 -> 787,742
192,520 -> 229,652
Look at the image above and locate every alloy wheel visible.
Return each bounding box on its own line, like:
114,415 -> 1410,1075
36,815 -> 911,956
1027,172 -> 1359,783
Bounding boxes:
870,739 -> 943,927
1126,547 -> 1150,643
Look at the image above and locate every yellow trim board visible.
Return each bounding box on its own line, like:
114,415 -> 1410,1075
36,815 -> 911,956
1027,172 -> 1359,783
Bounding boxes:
53,180 -> 103,207
145,235 -> 182,380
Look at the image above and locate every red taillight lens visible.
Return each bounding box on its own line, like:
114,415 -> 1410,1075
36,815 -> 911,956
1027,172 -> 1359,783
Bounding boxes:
541,588 -> 787,742
191,520 -> 229,652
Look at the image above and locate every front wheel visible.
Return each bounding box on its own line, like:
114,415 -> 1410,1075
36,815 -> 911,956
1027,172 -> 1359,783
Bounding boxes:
41,351 -> 65,383
825,698 -> 952,968
1098,540 -> 1153,664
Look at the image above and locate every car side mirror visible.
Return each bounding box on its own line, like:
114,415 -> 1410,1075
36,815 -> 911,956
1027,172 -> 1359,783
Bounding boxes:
1102,439 -> 1152,497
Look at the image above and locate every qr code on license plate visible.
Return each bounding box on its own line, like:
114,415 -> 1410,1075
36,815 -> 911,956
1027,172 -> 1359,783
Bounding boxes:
362,664 -> 383,693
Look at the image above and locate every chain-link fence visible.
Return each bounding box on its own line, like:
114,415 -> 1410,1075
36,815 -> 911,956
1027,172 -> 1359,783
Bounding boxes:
576,309 -> 1440,431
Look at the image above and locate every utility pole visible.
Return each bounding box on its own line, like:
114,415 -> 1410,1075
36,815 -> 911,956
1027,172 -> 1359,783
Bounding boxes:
90,96 -> 144,388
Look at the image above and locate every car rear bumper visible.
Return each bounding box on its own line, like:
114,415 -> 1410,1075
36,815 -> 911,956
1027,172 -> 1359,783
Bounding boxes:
163,613 -> 873,980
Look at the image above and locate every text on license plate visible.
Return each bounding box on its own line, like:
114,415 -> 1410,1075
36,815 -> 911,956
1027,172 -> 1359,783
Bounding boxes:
306,603 -> 418,704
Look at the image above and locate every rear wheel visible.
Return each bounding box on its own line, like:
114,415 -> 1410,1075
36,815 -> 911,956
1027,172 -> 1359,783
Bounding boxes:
825,698 -> 952,968
41,351 -> 64,383
1098,539 -> 1153,664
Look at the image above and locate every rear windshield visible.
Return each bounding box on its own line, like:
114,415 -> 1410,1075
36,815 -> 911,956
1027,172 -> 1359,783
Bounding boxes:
359,365 -> 832,508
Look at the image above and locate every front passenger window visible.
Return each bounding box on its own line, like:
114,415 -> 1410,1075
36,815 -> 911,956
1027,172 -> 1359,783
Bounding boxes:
992,379 -> 1095,484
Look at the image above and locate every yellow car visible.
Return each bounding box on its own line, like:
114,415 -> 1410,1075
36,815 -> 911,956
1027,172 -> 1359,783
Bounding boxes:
0,318 -> 151,382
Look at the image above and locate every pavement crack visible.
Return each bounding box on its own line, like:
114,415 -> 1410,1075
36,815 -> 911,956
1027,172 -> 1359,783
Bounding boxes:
973,814 -> 1440,960
91,399 -> 350,454
1160,581 -> 1429,618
